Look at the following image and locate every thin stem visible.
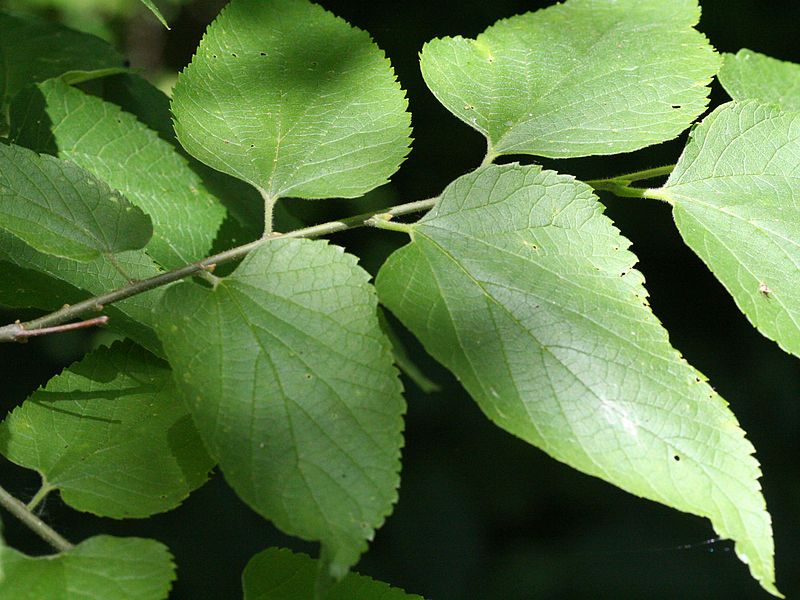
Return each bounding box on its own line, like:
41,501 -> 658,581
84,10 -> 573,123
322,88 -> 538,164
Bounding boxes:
261,189 -> 276,236
481,143 -> 498,167
586,164 -> 675,187
365,213 -> 414,234
588,180 -> 652,199
27,480 -> 54,511
14,316 -> 109,340
0,196 -> 439,343
0,483 -> 73,552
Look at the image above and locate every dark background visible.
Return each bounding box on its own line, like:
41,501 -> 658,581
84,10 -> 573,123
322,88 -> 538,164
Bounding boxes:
0,0 -> 798,598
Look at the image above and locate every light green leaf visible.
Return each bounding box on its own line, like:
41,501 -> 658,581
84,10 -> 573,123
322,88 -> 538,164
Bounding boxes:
0,231 -> 164,355
10,79 -> 225,269
0,11 -> 124,118
652,101 -> 800,360
0,143 -> 152,261
719,49 -> 800,111
156,239 -> 404,576
376,163 -> 779,596
0,535 -> 174,600
243,547 -> 424,600
138,0 -> 170,29
171,0 -> 411,201
0,340 -> 212,518
419,0 -> 719,159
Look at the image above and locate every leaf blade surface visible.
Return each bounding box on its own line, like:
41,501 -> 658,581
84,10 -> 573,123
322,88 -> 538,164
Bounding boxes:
157,239 -> 405,575
420,0 -> 719,158
657,101 -> 800,359
171,0 -> 411,200
0,143 -> 152,260
376,163 -> 778,596
0,341 -> 213,518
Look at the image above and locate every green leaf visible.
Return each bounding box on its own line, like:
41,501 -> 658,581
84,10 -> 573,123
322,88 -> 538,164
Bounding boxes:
419,0 -> 719,159
156,239 -> 404,576
0,143 -> 152,261
652,101 -> 800,360
10,79 -> 226,269
718,49 -> 800,111
243,547 -> 424,600
0,340 -> 212,517
0,262 -> 84,310
0,231 -> 164,355
375,163 -> 779,597
138,0 -> 170,29
0,535 -> 174,600
171,0 -> 411,201
0,11 -> 125,118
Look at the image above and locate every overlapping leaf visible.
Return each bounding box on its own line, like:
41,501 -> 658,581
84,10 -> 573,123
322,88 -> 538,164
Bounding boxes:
0,143 -> 152,261
376,163 -> 778,596
0,11 -> 124,119
0,230 -> 164,354
243,547 -> 424,600
651,101 -> 800,359
0,341 -> 213,518
0,535 -> 174,600
10,79 -> 225,269
719,50 -> 800,111
171,0 -> 411,201
420,0 -> 719,159
156,239 -> 405,576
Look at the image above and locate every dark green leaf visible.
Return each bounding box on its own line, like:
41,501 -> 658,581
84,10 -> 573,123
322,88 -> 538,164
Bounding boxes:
0,143 -> 152,260
0,341 -> 213,517
10,79 -> 225,269
0,535 -> 174,600
243,547 -> 424,599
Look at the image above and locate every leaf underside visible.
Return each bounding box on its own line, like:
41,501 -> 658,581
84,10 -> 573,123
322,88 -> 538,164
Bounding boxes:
171,0 -> 411,200
376,163 -> 779,596
157,239 -> 405,576
420,0 -> 719,158
719,49 -> 800,111
657,101 -> 800,362
0,341 -> 213,518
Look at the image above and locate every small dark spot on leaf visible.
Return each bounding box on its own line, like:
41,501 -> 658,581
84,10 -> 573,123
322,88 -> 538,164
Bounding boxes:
123,59 -> 131,68
231,52 -> 238,57
212,54 -> 217,59
305,373 -> 312,380
249,144 -> 255,148
673,455 -> 680,461
671,104 -> 682,109
260,52 -> 266,56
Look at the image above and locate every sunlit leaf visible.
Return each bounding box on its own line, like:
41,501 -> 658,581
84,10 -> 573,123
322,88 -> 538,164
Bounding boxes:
420,0 -> 719,159
156,239 -> 405,576
243,547 -> 424,599
0,535 -> 174,600
376,163 -> 779,596
719,49 -> 800,111
652,101 -> 800,361
0,341 -> 213,518
171,0 -> 411,201
10,79 -> 225,269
